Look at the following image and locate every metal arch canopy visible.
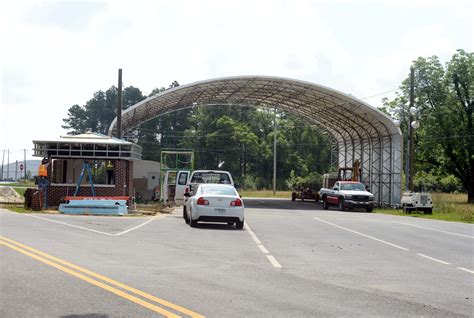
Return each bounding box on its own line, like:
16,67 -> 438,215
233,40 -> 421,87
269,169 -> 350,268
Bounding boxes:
108,75 -> 403,206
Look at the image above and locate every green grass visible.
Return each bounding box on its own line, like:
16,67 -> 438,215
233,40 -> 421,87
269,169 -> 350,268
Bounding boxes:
1,180 -> 35,187
375,193 -> 473,223
12,187 -> 26,197
2,205 -> 31,213
240,190 -> 292,199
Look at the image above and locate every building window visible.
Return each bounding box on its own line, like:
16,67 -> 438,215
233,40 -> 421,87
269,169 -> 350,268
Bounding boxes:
51,159 -> 115,185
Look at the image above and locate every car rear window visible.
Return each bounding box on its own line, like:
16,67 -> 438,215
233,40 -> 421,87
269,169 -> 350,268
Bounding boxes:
201,186 -> 237,196
190,172 -> 231,184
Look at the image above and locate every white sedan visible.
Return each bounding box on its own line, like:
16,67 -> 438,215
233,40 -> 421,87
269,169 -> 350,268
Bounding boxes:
184,184 -> 244,229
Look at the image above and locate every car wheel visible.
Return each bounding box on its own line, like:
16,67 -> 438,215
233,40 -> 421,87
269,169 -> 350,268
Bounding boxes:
291,193 -> 296,202
339,198 -> 345,211
189,210 -> 198,227
366,207 -> 373,213
323,197 -> 329,210
236,219 -> 244,229
183,206 -> 189,223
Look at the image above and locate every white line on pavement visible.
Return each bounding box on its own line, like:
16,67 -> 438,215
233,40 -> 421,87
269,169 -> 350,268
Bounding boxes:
457,267 -> 474,274
266,255 -> 282,268
244,222 -> 262,244
115,217 -> 159,236
24,214 -> 158,237
258,244 -> 269,254
244,221 -> 282,269
314,217 -> 410,251
26,214 -> 115,236
392,221 -> 474,239
416,253 -> 451,265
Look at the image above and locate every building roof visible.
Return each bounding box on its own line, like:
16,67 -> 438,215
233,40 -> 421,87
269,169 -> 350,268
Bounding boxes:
33,132 -> 134,145
33,132 -> 142,160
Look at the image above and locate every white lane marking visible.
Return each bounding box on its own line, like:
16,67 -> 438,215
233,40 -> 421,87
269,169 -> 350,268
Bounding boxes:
457,267 -> 474,274
26,214 -> 115,236
244,221 -> 282,268
258,244 -> 269,254
266,255 -> 282,268
244,222 -> 262,244
416,253 -> 451,265
314,217 -> 409,251
24,214 -> 158,237
393,221 -> 474,239
115,216 -> 158,236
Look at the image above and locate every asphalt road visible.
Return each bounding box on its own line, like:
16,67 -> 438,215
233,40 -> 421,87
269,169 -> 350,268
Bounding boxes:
0,199 -> 473,317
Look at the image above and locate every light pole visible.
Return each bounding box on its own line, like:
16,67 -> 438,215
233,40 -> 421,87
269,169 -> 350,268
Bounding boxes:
272,107 -> 277,195
407,106 -> 420,192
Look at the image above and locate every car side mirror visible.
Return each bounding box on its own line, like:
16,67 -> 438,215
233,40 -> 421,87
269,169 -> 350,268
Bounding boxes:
333,187 -> 339,191
235,184 -> 241,190
184,192 -> 191,197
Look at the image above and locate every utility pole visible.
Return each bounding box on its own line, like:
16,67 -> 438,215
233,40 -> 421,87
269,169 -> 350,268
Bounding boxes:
24,149 -> 27,181
117,68 -> 123,139
15,160 -> 18,181
408,67 -> 415,192
272,107 -> 277,195
6,149 -> 9,180
1,149 -> 4,180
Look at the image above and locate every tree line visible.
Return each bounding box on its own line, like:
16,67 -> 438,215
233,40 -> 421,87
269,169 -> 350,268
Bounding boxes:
380,49 -> 473,203
62,82 -> 333,190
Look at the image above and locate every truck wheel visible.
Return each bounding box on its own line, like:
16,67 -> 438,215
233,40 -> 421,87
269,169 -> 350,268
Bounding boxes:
424,208 -> 433,214
323,198 -> 329,210
339,198 -> 345,211
366,207 -> 373,213
291,193 -> 296,202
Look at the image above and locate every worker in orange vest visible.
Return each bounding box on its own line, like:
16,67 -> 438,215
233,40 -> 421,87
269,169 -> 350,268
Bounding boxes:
38,158 -> 49,177
37,158 -> 50,188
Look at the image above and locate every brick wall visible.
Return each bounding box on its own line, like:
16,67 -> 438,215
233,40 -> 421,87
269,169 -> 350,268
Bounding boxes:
46,159 -> 134,207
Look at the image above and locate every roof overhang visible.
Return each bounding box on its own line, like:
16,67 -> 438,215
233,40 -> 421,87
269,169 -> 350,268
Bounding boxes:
108,75 -> 401,143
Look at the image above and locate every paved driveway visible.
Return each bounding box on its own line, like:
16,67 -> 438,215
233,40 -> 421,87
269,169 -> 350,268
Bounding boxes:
1,200 -> 472,317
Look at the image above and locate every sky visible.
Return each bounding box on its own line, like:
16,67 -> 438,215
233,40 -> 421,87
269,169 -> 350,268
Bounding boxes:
0,0 -> 472,163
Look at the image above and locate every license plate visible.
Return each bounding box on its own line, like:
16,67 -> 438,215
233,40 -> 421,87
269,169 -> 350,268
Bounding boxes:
215,208 -> 226,214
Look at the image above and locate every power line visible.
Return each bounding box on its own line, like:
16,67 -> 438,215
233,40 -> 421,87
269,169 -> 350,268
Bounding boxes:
360,88 -> 400,100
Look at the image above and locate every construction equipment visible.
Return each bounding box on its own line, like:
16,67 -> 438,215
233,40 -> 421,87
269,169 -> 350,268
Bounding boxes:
73,162 -> 96,197
322,159 -> 362,188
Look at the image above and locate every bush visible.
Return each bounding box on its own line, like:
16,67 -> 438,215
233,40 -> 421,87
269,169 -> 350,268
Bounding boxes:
414,172 -> 464,193
285,170 -> 322,190
439,175 -> 463,193
242,175 -> 257,191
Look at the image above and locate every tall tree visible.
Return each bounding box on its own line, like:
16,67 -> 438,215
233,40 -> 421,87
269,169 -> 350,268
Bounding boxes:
62,86 -> 146,135
383,50 -> 473,203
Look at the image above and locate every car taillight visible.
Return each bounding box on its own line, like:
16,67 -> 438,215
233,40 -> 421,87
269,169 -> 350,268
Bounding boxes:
230,199 -> 242,207
197,197 -> 209,205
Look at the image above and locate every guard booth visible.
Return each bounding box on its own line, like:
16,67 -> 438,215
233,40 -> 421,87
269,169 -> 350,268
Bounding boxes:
32,132 -> 142,208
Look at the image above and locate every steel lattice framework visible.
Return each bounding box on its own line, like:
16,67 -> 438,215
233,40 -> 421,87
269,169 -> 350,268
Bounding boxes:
108,76 -> 402,206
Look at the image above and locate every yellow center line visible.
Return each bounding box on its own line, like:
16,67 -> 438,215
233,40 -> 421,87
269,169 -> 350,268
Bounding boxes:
0,236 -> 205,318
